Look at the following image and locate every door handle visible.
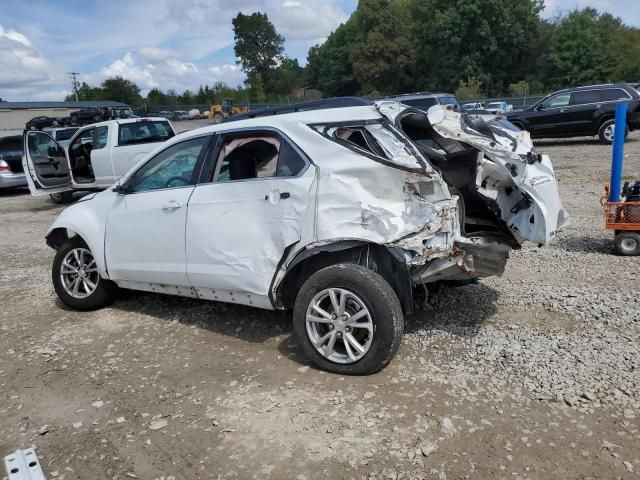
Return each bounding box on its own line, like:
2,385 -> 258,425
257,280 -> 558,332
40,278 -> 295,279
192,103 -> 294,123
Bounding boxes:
162,200 -> 183,211
264,191 -> 291,201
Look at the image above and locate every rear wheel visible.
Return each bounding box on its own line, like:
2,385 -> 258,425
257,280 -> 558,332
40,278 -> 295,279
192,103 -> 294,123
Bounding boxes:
615,231 -> 640,256
52,237 -> 117,310
50,192 -> 74,204
293,264 -> 404,375
599,119 -> 629,145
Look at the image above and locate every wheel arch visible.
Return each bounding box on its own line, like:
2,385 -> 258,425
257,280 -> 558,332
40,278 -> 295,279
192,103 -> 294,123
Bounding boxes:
275,241 -> 414,314
45,221 -> 108,278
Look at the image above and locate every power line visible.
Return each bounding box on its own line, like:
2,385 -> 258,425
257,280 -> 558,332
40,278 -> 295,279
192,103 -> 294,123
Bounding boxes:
68,72 -> 80,101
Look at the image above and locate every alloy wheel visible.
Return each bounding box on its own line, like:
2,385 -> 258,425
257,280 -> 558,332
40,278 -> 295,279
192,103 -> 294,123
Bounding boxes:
305,287 -> 374,364
60,248 -> 99,299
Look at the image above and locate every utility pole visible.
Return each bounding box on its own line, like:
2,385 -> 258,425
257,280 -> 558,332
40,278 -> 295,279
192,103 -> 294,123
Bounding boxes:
68,72 -> 80,101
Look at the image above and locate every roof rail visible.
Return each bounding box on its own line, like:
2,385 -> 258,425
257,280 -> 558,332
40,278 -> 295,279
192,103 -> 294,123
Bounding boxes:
226,96 -> 373,122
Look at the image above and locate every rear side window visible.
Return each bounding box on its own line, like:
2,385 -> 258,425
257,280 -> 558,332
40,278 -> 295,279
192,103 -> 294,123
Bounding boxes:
118,121 -> 174,146
570,90 -> 600,105
601,88 -> 630,102
316,122 -> 428,172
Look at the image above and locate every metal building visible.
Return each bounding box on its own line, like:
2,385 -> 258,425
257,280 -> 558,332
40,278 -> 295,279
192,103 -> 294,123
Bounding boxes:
0,101 -> 128,133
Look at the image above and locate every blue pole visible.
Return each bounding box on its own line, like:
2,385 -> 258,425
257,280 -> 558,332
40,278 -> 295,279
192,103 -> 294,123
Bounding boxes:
609,101 -> 628,202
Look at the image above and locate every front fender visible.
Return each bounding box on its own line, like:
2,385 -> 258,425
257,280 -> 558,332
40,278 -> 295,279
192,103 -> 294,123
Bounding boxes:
45,191 -> 116,278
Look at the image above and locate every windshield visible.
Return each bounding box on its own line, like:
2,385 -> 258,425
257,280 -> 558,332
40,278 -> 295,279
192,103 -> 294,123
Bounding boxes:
487,103 -> 502,108
55,128 -> 78,141
118,120 -> 175,146
439,96 -> 460,108
401,98 -> 437,111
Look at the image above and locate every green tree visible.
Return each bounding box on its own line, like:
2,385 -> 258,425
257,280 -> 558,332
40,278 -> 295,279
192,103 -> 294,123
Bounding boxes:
350,0 -> 416,95
248,73 -> 267,102
508,80 -> 529,97
306,17 -> 361,96
64,82 -> 102,101
101,76 -> 142,105
549,8 -> 633,86
270,58 -> 304,96
455,76 -> 484,100
410,0 -> 544,95
146,88 -> 168,105
232,12 -> 284,95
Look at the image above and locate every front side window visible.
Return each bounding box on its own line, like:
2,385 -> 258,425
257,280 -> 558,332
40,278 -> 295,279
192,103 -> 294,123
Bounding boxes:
214,133 -> 306,183
28,131 -> 65,160
542,93 -> 570,109
118,120 -> 174,146
93,126 -> 108,150
130,136 -> 208,193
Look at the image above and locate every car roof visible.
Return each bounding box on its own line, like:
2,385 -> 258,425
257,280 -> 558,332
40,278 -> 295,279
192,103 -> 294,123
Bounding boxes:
550,83 -> 632,95
383,92 -> 455,101
78,117 -> 170,128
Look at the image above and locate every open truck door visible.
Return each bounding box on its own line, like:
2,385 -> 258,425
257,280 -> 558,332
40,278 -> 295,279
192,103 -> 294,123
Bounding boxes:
23,130 -> 72,196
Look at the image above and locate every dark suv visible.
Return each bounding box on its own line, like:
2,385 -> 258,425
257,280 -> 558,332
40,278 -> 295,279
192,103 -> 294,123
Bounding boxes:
70,107 -> 111,126
506,84 -> 640,144
383,92 -> 461,111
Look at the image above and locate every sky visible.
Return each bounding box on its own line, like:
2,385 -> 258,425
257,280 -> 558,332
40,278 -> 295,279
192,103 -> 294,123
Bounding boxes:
0,0 -> 638,101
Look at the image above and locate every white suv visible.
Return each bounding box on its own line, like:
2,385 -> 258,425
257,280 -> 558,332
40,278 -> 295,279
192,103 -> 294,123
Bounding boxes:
44,99 -> 569,374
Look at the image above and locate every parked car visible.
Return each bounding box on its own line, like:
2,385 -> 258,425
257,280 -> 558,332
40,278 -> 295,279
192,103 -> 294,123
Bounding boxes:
0,135 -> 27,189
485,101 -> 513,114
463,102 -> 484,110
156,111 -> 172,119
25,116 -> 59,130
172,111 -> 189,120
39,98 -> 568,374
384,92 -> 461,111
43,127 -> 79,148
506,83 -> 640,144
23,117 -> 175,204
70,107 -> 111,126
110,107 -> 134,119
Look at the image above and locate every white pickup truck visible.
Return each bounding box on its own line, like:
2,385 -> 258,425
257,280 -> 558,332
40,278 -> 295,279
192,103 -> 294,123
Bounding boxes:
23,117 -> 175,203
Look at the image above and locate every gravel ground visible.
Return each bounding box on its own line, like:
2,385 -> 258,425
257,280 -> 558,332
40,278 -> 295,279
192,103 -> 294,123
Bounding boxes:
0,128 -> 639,479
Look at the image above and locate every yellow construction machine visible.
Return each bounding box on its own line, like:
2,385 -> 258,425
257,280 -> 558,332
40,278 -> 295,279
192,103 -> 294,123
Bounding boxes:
209,99 -> 248,123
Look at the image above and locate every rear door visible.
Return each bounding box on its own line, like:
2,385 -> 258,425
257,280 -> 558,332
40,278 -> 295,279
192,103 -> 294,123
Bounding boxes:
23,130 -> 72,196
566,89 -> 601,135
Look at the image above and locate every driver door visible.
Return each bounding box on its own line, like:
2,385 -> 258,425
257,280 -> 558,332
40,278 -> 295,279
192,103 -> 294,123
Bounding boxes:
23,130 -> 72,196
105,134 -> 212,286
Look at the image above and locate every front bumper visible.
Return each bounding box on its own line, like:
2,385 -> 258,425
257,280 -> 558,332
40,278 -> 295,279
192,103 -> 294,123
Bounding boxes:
0,172 -> 27,189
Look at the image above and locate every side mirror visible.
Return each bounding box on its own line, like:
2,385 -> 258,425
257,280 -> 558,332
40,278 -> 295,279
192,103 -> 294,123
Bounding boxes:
113,177 -> 133,194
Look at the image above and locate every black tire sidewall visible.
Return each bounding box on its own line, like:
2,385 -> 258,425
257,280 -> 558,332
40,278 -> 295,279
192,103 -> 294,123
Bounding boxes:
599,119 -> 628,145
615,232 -> 640,256
52,237 -> 115,310
293,264 -> 403,375
50,192 -> 73,204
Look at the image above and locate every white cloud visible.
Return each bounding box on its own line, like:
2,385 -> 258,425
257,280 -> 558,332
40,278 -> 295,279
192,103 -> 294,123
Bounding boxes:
0,24 -> 52,87
209,64 -> 246,87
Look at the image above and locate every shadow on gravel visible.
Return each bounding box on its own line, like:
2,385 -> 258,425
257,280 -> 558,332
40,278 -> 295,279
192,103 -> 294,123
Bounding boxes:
404,282 -> 498,338
0,188 -> 30,198
556,235 -> 614,254
110,290 -> 292,343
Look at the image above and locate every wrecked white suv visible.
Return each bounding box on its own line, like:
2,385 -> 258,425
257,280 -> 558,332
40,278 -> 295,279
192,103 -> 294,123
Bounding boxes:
43,99 -> 568,375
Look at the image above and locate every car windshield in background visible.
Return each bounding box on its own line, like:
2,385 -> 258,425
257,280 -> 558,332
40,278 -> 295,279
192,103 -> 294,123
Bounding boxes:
487,102 -> 502,109
401,98 -> 438,110
55,128 -> 78,141
439,96 -> 460,108
118,121 -> 174,146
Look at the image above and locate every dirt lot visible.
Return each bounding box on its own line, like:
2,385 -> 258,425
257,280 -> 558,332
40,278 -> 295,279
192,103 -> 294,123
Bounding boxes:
1,127 -> 639,479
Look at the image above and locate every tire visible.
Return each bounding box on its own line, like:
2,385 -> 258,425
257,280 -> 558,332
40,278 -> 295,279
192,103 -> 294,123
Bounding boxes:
52,236 -> 117,310
615,231 -> 640,256
293,263 -> 404,375
212,113 -> 224,124
598,119 -> 629,145
50,191 -> 74,204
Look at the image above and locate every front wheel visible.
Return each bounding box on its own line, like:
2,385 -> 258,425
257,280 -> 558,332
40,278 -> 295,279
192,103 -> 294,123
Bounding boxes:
599,119 -> 629,145
293,264 -> 404,375
615,231 -> 640,256
50,192 -> 74,204
212,112 -> 224,124
52,237 -> 117,310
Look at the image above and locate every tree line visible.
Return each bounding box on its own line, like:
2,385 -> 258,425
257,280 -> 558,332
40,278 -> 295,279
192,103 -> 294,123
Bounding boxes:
65,1 -> 640,106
